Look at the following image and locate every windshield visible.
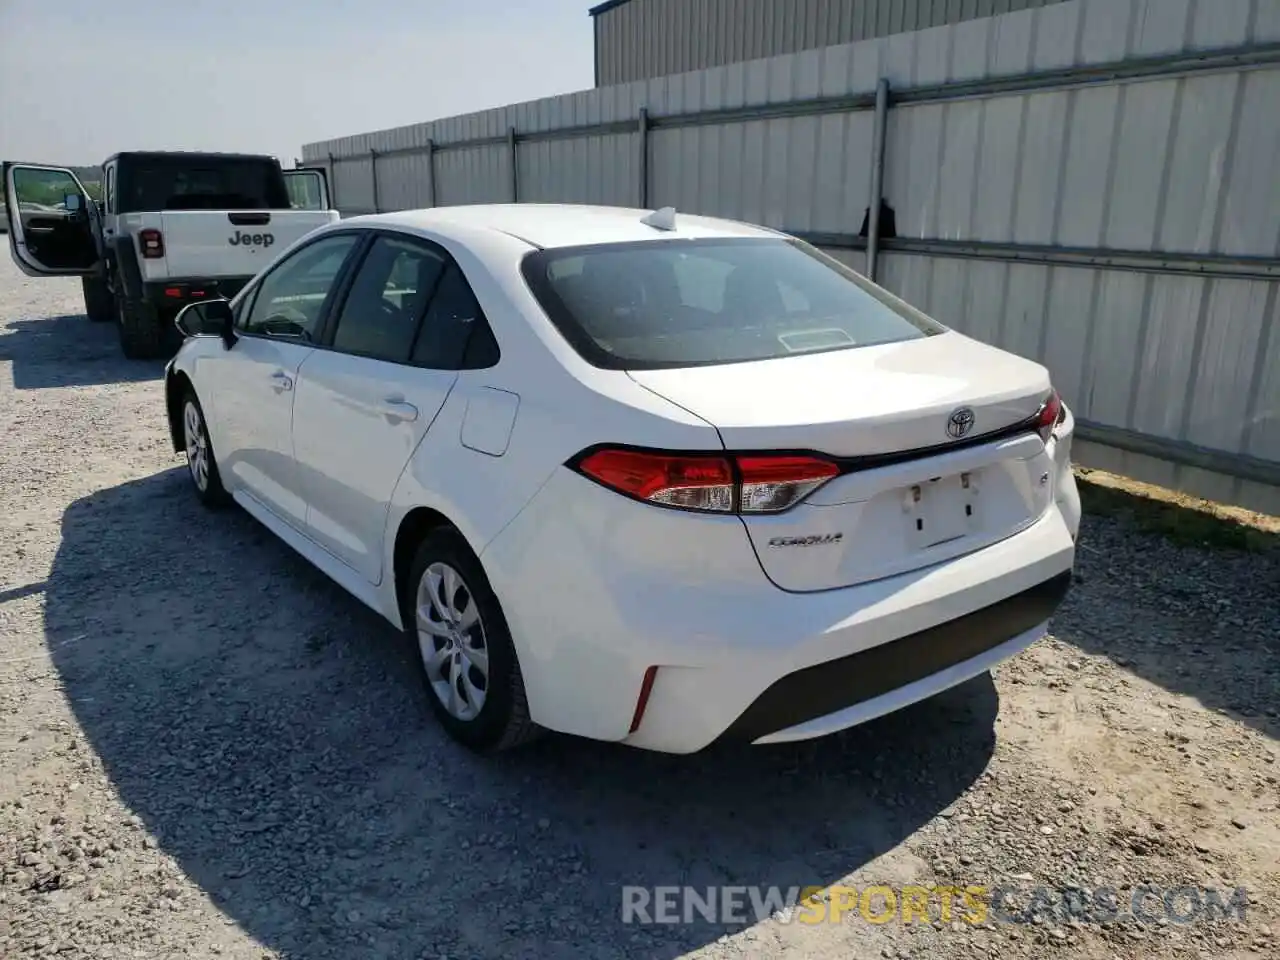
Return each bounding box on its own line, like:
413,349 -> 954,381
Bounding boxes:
118,157 -> 290,212
520,237 -> 945,370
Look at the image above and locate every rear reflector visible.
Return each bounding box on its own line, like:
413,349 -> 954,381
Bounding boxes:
573,447 -> 838,515
629,666 -> 659,734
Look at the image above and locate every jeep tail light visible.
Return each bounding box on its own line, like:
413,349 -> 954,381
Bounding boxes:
139,229 -> 164,259
572,448 -> 838,515
1035,390 -> 1063,445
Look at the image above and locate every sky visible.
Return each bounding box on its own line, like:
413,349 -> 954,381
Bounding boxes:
0,0 -> 597,168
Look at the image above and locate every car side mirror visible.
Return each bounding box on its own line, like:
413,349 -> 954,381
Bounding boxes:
175,298 -> 236,345
63,193 -> 84,213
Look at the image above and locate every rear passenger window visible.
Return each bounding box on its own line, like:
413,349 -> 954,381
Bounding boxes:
411,263 -> 493,369
331,236 -> 445,363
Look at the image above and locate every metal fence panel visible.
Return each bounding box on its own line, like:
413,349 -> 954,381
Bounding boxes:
592,0 -> 1070,86
1218,70 -> 1280,257
302,0 -> 1280,513
1187,280 -> 1273,450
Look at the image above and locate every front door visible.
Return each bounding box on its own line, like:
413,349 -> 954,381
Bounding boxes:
202,230 -> 364,530
292,233 -> 493,583
3,162 -> 102,277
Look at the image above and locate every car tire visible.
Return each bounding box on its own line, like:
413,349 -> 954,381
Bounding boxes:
117,294 -> 166,360
180,388 -> 230,508
81,276 -> 115,322
403,528 -> 542,753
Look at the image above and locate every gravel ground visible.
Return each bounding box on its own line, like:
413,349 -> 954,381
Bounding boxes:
0,257 -> 1276,960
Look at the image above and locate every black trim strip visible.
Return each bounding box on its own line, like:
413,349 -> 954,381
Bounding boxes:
717,570 -> 1073,746
821,406 -> 1048,473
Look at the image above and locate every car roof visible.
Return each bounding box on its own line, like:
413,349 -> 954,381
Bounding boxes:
343,203 -> 787,251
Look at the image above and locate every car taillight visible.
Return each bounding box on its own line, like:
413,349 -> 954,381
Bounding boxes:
139,229 -> 164,259
1036,390 -> 1063,444
737,455 -> 840,512
573,448 -> 839,514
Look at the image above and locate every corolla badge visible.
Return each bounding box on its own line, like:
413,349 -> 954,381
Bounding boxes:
768,533 -> 843,548
946,406 -> 976,439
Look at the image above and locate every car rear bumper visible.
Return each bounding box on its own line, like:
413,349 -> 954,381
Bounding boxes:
481,466 -> 1077,754
716,570 -> 1070,745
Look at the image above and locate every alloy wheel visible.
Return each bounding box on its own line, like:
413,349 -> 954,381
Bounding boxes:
183,400 -> 209,492
416,561 -> 490,721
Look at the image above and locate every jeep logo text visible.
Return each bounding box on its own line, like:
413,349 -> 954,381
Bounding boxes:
229,230 -> 275,249
767,533 -> 844,548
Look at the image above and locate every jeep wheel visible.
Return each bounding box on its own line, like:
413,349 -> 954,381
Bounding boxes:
81,276 -> 115,323
117,295 -> 166,360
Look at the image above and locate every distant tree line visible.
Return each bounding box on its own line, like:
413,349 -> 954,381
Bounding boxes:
64,166 -> 103,202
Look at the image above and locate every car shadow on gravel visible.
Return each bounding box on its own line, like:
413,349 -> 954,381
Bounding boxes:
45,469 -> 999,960
1048,511 -> 1280,743
1,314 -> 168,389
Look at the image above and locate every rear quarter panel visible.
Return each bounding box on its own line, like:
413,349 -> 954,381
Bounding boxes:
370,220 -> 729,629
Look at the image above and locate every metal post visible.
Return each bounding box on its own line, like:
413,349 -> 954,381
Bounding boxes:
327,152 -> 338,211
426,139 -> 437,208
369,149 -> 380,213
866,78 -> 890,282
638,107 -> 650,208
508,127 -> 518,202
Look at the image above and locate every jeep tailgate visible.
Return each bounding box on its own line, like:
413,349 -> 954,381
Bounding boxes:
158,210 -> 337,278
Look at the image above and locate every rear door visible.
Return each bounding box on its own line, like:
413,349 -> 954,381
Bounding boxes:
291,231 -> 494,584
3,162 -> 102,277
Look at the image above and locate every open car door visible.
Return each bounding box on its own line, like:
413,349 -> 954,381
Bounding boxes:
3,162 -> 102,278
283,168 -> 331,211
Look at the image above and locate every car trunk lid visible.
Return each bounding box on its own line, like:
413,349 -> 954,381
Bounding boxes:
628,331 -> 1060,592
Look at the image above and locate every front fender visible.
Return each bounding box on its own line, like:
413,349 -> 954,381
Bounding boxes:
163,340 -> 225,457
164,362 -> 184,453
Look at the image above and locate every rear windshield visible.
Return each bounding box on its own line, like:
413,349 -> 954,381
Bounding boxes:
117,157 -> 289,212
520,237 -> 945,370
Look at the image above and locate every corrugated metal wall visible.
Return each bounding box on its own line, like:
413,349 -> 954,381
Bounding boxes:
302,0 -> 1280,515
592,0 -> 1070,85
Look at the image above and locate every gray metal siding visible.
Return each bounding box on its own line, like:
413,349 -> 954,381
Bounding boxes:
303,0 -> 1280,515
593,0 -> 1071,85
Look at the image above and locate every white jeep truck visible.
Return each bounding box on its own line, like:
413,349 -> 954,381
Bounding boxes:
3,152 -> 338,358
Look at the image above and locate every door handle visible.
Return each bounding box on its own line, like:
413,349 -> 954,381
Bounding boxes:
380,398 -> 418,423
269,370 -> 293,393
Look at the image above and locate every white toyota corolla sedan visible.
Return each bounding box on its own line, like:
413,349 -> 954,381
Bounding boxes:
163,203 -> 1080,755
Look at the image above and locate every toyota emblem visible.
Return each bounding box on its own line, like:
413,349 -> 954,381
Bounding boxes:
946,407 -> 976,439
